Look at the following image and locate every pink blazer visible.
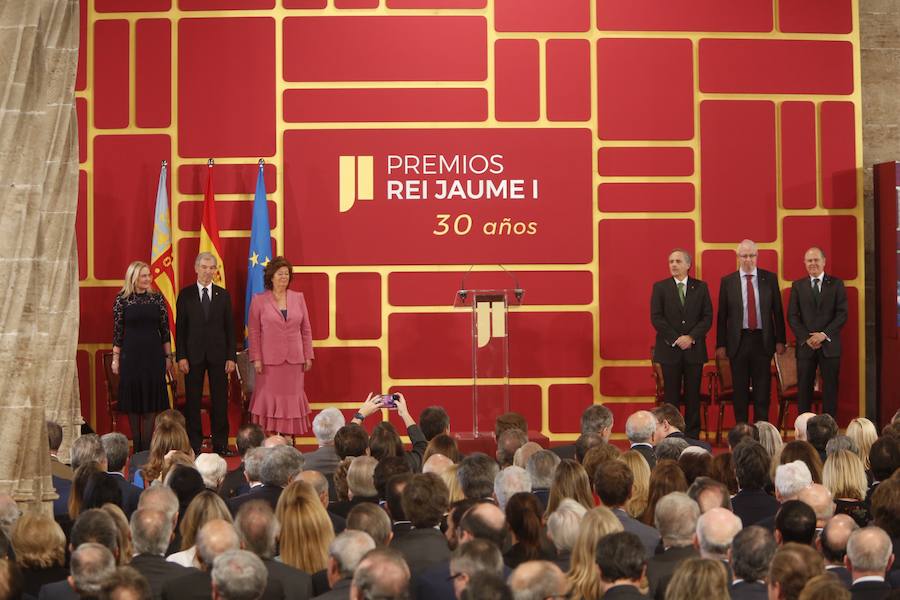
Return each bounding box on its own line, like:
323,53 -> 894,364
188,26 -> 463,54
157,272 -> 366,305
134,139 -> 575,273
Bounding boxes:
247,290 -> 314,365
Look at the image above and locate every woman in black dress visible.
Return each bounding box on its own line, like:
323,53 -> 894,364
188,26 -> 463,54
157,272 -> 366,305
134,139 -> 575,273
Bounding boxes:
111,261 -> 174,451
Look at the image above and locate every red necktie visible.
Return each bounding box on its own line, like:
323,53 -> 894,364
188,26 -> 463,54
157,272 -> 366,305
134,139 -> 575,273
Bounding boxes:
745,274 -> 757,329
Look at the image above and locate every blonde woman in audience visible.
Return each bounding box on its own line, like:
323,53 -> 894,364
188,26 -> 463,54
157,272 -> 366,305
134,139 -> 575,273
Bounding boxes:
618,451 -> 650,519
846,417 -> 878,470
167,490 -> 232,568
544,459 -> 594,517
138,422 -> 192,486
11,513 -> 68,597
755,421 -> 784,459
276,480 -> 335,573
566,507 -> 624,600
100,504 -> 133,565
665,558 -> 731,600
822,449 -> 871,527
441,462 -> 464,503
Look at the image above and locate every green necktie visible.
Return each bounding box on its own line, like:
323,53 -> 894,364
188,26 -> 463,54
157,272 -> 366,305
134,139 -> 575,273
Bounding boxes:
677,282 -> 685,306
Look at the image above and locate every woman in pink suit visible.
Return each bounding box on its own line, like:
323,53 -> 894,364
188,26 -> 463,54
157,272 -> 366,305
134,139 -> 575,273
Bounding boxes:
248,256 -> 314,435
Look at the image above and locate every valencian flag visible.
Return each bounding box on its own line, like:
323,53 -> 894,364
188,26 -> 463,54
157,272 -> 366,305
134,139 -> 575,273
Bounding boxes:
199,159 -> 226,287
245,160 -> 273,343
151,161 -> 177,342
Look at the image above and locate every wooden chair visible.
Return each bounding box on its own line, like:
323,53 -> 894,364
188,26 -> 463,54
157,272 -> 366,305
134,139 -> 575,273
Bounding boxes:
713,353 -> 736,447
234,349 -> 255,426
774,343 -> 822,434
650,346 -> 714,441
102,351 -> 176,433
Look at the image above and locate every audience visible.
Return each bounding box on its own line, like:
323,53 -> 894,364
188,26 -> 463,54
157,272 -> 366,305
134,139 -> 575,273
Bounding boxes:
552,405 -> 614,460
504,492 -> 553,568
508,560 -> 567,600
448,539 -> 504,599
496,429 -> 529,469
219,423 -> 265,500
594,531 -> 646,599
807,414 -> 839,461
618,452 -> 650,519
195,454 -> 227,492
305,408 -> 346,477
566,507 -> 623,600
845,526 -> 893,598
346,502 -> 392,547
594,460 -> 660,558
391,473 -> 451,575
767,543 -> 824,600
167,490 -> 231,568
666,557 -> 731,600
129,508 -> 192,599
12,513 -> 68,596
732,440 -> 779,526
640,459 -> 688,526
350,548 -> 410,600
625,410 -> 657,469
652,403 -> 712,451
546,498 -> 585,572
774,500 -> 817,546
494,466 -> 532,511
817,514 -> 857,587
275,481 -> 333,575
823,449 -> 872,527
524,450 -> 558,510
545,458 -> 595,519
729,526 -> 776,599
780,440 -> 824,484
695,507 -> 742,561
457,454 -> 499,501
318,530 -> 374,599
646,492 -> 699,600
210,550 -> 267,600
794,413 -> 816,442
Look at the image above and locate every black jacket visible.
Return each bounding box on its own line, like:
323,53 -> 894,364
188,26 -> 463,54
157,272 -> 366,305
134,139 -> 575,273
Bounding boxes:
730,580 -> 768,600
787,274 -> 848,358
716,269 -> 786,357
227,484 -> 282,516
647,545 -> 697,600
389,527 -> 451,576
651,277 -> 713,364
175,283 -> 236,365
129,554 -> 195,600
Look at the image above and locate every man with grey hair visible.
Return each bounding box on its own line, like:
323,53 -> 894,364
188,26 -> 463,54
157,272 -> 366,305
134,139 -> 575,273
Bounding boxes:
826,435 -> 859,456
457,454 -> 500,501
546,499 -> 586,572
774,460 -> 812,503
320,531 -> 377,600
654,436 -> 689,462
797,483 -> 835,529
228,445 -> 303,515
348,503 -> 392,547
525,450 -> 559,510
234,501 -> 312,600
448,539 -> 504,600
626,410 -> 657,468
694,507 -> 743,561
68,543 -> 117,598
728,526 -> 776,599
350,548 -> 410,600
71,433 -> 108,471
845,526 -> 894,597
647,492 -> 700,600
508,561 -> 567,600
687,477 -> 732,513
496,429 -> 528,469
175,251 -> 236,456
102,432 -> 142,516
305,408 -> 346,476
129,509 -> 192,598
552,404 -> 614,460
211,550 -> 268,600
493,466 -> 532,511
513,442 -> 542,470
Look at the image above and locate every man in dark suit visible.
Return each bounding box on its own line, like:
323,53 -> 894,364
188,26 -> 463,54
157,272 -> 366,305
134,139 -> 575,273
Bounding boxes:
595,532 -> 648,600
651,403 -> 712,452
731,441 -> 780,527
716,239 -> 786,424
101,432 -> 142,517
594,461 -> 660,558
787,247 -> 848,417
39,510 -> 121,600
651,248 -> 713,439
175,252 -> 236,455
227,446 -> 303,516
389,474 -> 451,577
647,492 -> 699,600
551,404 -> 613,460
316,531 -> 376,600
625,411 -> 657,469
819,515 -> 857,589
129,509 -> 195,599
219,423 -> 265,501
846,527 -> 893,600
728,526 -> 775,600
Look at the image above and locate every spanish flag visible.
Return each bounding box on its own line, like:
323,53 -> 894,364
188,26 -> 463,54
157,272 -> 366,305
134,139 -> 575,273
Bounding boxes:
199,160 -> 226,288
151,161 -> 177,342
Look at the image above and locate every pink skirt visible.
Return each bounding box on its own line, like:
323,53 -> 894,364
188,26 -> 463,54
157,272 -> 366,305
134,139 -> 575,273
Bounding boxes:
249,362 -> 311,435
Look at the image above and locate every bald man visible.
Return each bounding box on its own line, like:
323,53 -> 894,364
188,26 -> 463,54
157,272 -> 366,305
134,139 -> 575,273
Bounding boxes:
422,454 -> 454,476
508,561 -> 567,600
798,483 -> 835,529
695,508 -> 743,562
716,239 -> 786,424
818,514 -> 858,588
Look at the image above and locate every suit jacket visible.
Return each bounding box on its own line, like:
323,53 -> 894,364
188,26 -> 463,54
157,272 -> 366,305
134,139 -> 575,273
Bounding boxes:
263,558 -> 313,600
304,445 -> 341,476
227,484 -> 283,516
651,277 -> 713,364
730,580 -> 768,600
175,283 -> 236,365
37,580 -> 77,600
849,580 -> 891,600
826,565 -> 853,588
731,489 -> 780,529
647,545 -> 697,600
716,269 -> 786,357
329,496 -> 379,520
312,578 -> 351,600
411,561 -> 455,600
248,290 -> 313,366
329,510 -> 346,535
50,456 -> 73,480
162,568 -> 283,600
389,527 -> 452,576
219,463 -> 249,500
602,584 -> 647,599
51,475 -> 71,518
630,444 -> 657,469
110,472 -> 142,517
551,444 -> 577,461
613,508 -> 661,559
129,554 -> 195,600
787,274 -> 848,359
665,431 -> 712,453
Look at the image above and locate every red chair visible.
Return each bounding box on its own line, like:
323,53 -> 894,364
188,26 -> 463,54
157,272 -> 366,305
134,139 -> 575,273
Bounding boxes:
774,343 -> 823,434
650,346 -> 714,441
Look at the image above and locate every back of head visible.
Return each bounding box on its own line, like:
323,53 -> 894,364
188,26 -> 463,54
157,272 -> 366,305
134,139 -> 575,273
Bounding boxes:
797,574 -> 851,600
369,423 -> 403,461
504,493 -> 543,560
775,500 -> 817,545
82,472 -> 124,513
581,404 -> 614,438
401,473 -> 449,528
211,550 -> 268,600
196,453 -> 228,490
234,501 -> 279,560
100,566 -> 152,600
780,440 -> 824,484
825,435 -> 858,457
72,508 -> 120,555
494,466 -> 532,510
459,572 -> 511,600
155,408 -> 187,430
450,538 -> 504,579
130,509 -> 174,556
419,406 -> 450,441
624,410 -> 655,445
260,446 -> 305,487
196,519 -> 240,570
823,449 -> 868,502
696,508 -> 743,559
508,561 -> 566,600
869,436 -> 900,482
385,473 -> 412,522
797,483 -> 834,524
678,451 -> 712,486
794,412 -> 816,441
665,558 -> 730,600
819,514 -> 858,564
653,492 -> 699,547
347,503 -> 392,547
374,456 -> 412,501
458,453 -> 500,500
846,526 -> 893,575
101,433 -> 129,473
687,476 -> 732,513
513,442 -> 542,470
582,443 -> 622,482
72,434 -> 107,471
731,526 -> 776,582
546,498 -> 587,553
137,484 -> 179,522
806,414 -> 838,452
871,477 -> 900,538
652,403 -> 685,433
733,440 -> 770,490
574,433 -> 604,464
312,408 -> 345,446
243,447 -> 268,483
496,429 -> 529,468
351,548 -> 410,600
728,423 -> 759,449
593,460 -> 632,508
654,437 -> 689,462
347,455 -> 378,498
594,531 -> 645,583
422,453 -> 454,476
166,465 -> 205,512
460,502 -> 508,548
768,543 -> 825,600
330,530 -> 376,579
775,460 -> 813,500
71,542 -> 117,597
11,512 -> 66,570
525,450 -> 559,490
495,412 -> 528,438
333,424 -> 369,460
0,556 -> 23,600
235,423 -> 265,457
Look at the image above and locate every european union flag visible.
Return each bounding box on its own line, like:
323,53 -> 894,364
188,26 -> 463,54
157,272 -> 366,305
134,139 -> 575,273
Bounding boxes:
245,161 -> 272,345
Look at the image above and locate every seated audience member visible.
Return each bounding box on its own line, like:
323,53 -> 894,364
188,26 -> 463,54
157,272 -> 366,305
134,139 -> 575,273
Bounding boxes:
137,423 -> 191,489
655,437 -> 690,462
525,450 -> 559,510
67,543 -> 118,599
276,481 -> 334,575
687,476 -> 732,513
544,459 -> 593,518
546,498 -> 586,572
166,466 -> 206,534
582,444 -> 622,484
333,425 -> 368,462
101,433 -> 142,517
219,423 -> 265,501
797,574 -> 851,600
807,414 -> 839,462
756,421 -> 784,459
575,432 -> 605,465
12,513 -> 68,597
652,403 -> 712,452
382,473 -> 412,538
678,450 -> 713,486
823,450 -> 871,527
210,550 -> 267,600
129,509 -> 193,599
82,472 -> 125,514
619,451 -> 650,519
817,514 -> 858,588
443,499 -> 478,553
710,452 -> 739,494
665,558 -> 731,600
496,429 -> 528,469
729,423 -> 760,451
101,505 -> 133,567
350,548 -> 410,600
567,507 -> 624,600
129,410 -> 188,481
297,470 -> 346,535
351,394 -> 427,472
867,437 -> 900,502
39,511 -> 120,599
794,413 -> 816,442
448,539 -> 504,600
419,406 -> 451,442
593,460 -> 660,558
137,486 -> 180,555
779,440 -> 824,484
72,434 -> 109,473
167,491 -> 232,569
423,434 -> 460,464
264,436 -> 288,448
647,492 -> 700,600
372,457 -> 411,505
390,473 -> 450,576
457,454 -> 499,501
494,467 -> 532,512
729,526 -> 776,600
695,507 -> 742,562
767,543 -> 824,600
869,478 -> 900,566
640,460 -> 688,526
508,561 -> 567,600
330,456 -> 379,519
195,454 -> 227,492
422,453 -> 454,477
513,442 -> 542,470
755,460 -> 814,531
774,500 -> 817,546
459,571 -> 511,600
317,530 -> 375,600
68,463 -> 104,522
799,484 -> 838,527
845,527 -> 893,598
503,492 -> 554,568
367,422 -> 404,462
305,409 -> 345,477
100,566 -> 152,600
234,501 -> 313,600
346,503 -> 392,547
228,446 -> 304,516
48,421 -> 74,480
625,410 -> 657,469
731,440 -> 779,527
495,412 -> 528,439
594,531 -> 646,599
552,404 -> 613,460
826,435 -> 859,458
